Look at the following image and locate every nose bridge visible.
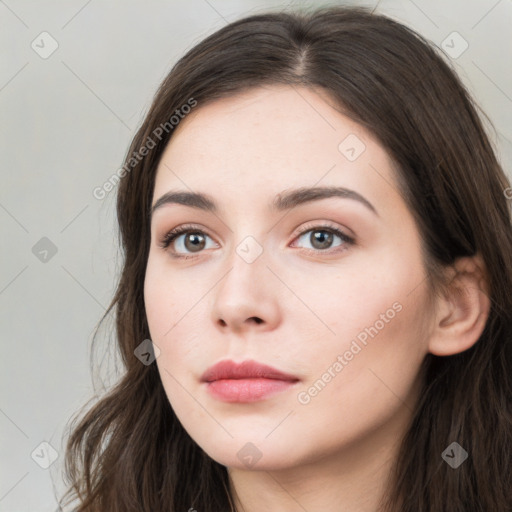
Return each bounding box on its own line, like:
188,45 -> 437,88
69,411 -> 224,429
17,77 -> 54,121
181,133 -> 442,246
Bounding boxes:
211,230 -> 280,330
221,214 -> 269,281
218,233 -> 268,304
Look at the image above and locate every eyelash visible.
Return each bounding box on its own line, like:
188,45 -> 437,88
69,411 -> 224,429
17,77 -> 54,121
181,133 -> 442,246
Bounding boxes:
158,222 -> 355,260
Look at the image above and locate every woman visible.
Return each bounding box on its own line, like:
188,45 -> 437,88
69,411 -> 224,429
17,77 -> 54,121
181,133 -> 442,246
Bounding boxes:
61,5 -> 512,511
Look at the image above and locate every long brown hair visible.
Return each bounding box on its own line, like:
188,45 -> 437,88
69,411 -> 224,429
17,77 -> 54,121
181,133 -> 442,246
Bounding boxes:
61,5 -> 512,511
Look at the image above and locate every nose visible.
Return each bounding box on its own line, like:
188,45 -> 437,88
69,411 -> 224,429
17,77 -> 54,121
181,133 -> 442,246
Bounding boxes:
211,246 -> 282,334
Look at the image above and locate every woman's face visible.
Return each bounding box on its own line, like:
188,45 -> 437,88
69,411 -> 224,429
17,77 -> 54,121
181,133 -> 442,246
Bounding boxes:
144,84 -> 435,470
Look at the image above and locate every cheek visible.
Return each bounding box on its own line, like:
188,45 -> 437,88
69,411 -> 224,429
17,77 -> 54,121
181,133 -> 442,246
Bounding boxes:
144,256 -> 208,377
144,254 -> 197,340
297,269 -> 430,408
286,255 -> 420,353
291,248 -> 430,401
144,271 -> 171,341
290,290 -> 429,456
144,264 -> 201,410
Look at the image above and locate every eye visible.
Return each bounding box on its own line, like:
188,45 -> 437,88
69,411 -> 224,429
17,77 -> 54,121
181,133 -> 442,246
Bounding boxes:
158,223 -> 217,259
158,222 -> 355,259
291,223 -> 354,255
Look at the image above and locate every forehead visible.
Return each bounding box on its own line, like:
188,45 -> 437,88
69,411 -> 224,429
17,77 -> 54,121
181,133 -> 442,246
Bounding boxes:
152,84 -> 398,215
159,84 -> 370,162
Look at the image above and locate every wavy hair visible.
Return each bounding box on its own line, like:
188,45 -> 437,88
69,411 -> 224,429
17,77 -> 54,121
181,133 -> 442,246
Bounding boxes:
60,5 -> 512,511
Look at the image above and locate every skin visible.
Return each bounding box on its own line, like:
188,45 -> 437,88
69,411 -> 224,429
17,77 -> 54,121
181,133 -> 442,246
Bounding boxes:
144,84 -> 490,512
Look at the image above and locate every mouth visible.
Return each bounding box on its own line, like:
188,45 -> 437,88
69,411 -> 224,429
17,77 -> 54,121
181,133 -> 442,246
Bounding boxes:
201,359 -> 300,403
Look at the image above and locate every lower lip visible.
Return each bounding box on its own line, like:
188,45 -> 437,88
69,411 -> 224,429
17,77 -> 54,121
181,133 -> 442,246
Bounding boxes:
205,378 -> 297,402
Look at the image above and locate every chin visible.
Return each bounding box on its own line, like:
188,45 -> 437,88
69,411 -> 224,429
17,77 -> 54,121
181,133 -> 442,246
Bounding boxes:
196,436 -> 304,472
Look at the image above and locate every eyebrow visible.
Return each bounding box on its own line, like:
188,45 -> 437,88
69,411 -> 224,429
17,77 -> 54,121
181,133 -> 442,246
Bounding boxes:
150,186 -> 378,219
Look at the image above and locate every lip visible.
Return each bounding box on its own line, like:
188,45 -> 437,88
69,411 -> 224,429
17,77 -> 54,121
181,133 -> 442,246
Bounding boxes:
201,359 -> 300,403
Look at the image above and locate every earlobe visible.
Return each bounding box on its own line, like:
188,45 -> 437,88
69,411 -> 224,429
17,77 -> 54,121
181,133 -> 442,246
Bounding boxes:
428,255 -> 491,357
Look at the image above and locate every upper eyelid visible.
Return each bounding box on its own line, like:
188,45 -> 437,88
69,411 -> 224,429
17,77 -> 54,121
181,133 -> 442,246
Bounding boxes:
160,221 -> 349,238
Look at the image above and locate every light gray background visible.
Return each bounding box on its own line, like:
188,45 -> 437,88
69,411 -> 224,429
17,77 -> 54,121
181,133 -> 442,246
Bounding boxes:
1,0 -> 511,510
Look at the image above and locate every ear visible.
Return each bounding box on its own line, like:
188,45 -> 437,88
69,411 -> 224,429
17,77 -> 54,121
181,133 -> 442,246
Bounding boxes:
428,254 -> 491,357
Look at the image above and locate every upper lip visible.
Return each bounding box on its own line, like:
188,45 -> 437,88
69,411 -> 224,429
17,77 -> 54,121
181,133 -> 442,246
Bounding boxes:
201,359 -> 299,382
